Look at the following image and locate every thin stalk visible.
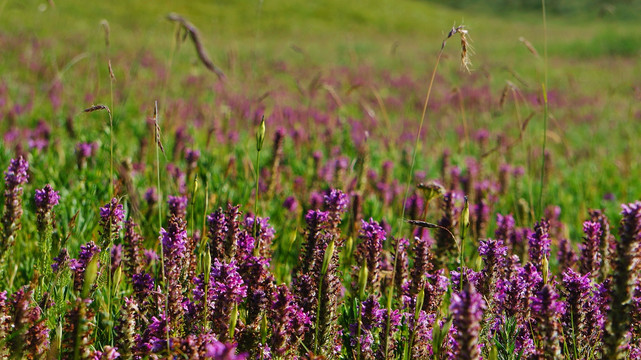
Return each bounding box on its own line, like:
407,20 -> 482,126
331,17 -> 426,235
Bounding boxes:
154,100 -> 170,352
386,46 -> 446,358
314,276 -> 324,354
538,0 -> 549,218
109,72 -> 114,200
254,148 -> 261,238
356,298 -> 362,360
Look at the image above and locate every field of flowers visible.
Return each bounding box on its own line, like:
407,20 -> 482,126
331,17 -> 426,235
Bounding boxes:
1,0 -> 641,359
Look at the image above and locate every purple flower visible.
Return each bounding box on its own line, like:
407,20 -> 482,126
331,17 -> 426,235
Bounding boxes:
132,272 -> 154,295
324,188 -> 349,229
561,268 -> 594,354
392,237 -> 410,295
282,196 -> 298,212
295,210 -> 330,277
580,221 -> 602,281
167,195 -> 188,219
160,224 -> 187,258
110,244 -> 122,273
606,201 -> 641,357
244,216 -> 275,259
166,163 -> 187,195
434,191 -> 461,267
99,198 -> 125,247
409,232 -> 435,298
208,259 -> 247,340
76,142 -> 98,158
143,187 -> 158,206
557,238 -> 578,273
450,283 -> 485,360
70,241 -> 101,293
160,216 -> 188,334
355,218 -> 385,293
122,221 -> 144,277
478,238 -> 507,298
34,184 -> 60,269
51,248 -> 69,273
527,219 -> 551,271
205,341 -> 248,360
1,157 -> 29,260
405,193 -> 424,221
185,148 -> 200,170
75,142 -> 98,168
360,296 -> 385,331
143,249 -> 158,265
207,208 -> 228,260
409,310 -> 436,358
530,284 -> 563,358
34,184 -> 59,210
269,284 -> 310,356
4,156 -> 29,188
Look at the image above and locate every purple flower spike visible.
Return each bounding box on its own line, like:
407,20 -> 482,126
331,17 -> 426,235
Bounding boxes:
282,196 -> 298,212
143,187 -> 158,206
360,295 -> 385,331
34,184 -> 60,269
69,241 -> 101,293
185,148 -> 200,170
75,142 -> 98,168
580,221 -> 602,280
269,284 -> 310,356
355,218 -> 386,292
528,219 -> 551,271
606,201 -> 641,357
556,238 -> 578,274
478,238 -> 507,298
324,188 -> 349,229
561,268 -> 594,354
531,284 -> 563,358
1,157 -> 29,260
205,341 -> 248,360
168,195 -> 188,219
51,248 -> 69,273
4,156 -> 29,188
34,184 -> 59,210
99,198 -> 125,248
208,259 -> 247,340
450,283 -> 485,360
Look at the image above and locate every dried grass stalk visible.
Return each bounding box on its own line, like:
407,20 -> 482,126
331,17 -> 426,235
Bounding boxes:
167,12 -> 226,80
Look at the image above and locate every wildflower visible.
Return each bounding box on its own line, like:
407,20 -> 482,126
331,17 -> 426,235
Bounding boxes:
557,238 -> 578,274
69,241 -> 101,293
531,284 -> 564,359
269,284 -> 310,356
561,268 -> 592,355
354,218 -> 386,294
580,221 -> 602,281
75,142 -> 98,168
450,283 -> 485,360
99,198 -> 124,248
434,191 -> 461,267
34,184 -> 60,272
1,156 -> 29,262
606,201 -> 641,357
478,238 -> 508,299
144,187 -> 158,206
528,219 -> 551,272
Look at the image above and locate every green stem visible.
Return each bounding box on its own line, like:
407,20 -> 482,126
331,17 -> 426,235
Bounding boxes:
538,0 -> 549,218
386,48 -> 445,357
254,148 -> 261,242
154,101 -> 170,352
